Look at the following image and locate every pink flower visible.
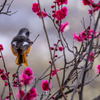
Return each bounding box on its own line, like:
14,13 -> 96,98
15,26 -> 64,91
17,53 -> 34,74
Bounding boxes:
41,80 -> 52,91
96,65 -> 100,74
37,11 -> 47,18
82,0 -> 94,6
32,3 -> 40,13
92,2 -> 100,11
16,90 -> 25,99
96,1 -> 100,10
0,69 -> 4,74
56,0 -> 68,6
89,52 -> 95,62
62,7 -> 68,16
50,47 -> 54,50
0,97 -> 1,100
9,92 -> 12,96
81,31 -> 88,40
55,10 -> 65,20
88,9 -> 96,15
59,47 -> 64,51
20,73 -> 35,85
13,80 -> 18,87
5,82 -> 8,86
73,32 -> 83,42
51,68 -> 59,76
90,29 -> 97,36
51,5 -> 55,8
25,88 -> 37,100
88,2 -> 100,15
55,7 -> 68,20
0,44 -> 4,51
59,22 -> 69,33
1,73 -> 8,80
88,9 -> 93,15
89,29 -> 97,38
25,67 -> 33,76
20,67 -> 35,85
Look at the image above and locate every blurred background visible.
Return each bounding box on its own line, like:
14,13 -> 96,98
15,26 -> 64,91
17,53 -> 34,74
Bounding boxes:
0,0 -> 100,100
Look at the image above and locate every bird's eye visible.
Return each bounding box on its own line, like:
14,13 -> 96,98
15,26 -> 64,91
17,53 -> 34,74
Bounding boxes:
26,32 -> 29,37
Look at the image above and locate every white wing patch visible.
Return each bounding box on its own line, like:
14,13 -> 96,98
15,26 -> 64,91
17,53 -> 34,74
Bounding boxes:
12,41 -> 16,45
23,42 -> 29,46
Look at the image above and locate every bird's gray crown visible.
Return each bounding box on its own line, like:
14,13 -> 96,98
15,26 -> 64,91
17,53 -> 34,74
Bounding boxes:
18,28 -> 30,38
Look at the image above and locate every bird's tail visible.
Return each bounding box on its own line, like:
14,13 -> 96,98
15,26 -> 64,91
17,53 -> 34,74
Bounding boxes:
16,53 -> 28,67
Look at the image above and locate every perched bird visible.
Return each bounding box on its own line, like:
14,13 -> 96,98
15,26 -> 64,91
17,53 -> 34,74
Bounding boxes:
11,28 -> 32,66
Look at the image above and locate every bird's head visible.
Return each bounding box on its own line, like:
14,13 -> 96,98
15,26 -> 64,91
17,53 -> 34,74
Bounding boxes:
18,28 -> 31,38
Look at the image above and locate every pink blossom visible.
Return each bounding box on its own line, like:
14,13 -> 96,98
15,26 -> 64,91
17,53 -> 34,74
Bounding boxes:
90,29 -> 97,36
37,11 -> 47,18
25,67 -> 33,76
88,9 -> 93,15
62,6 -> 68,16
82,0 -> 94,6
89,52 -> 95,62
81,31 -> 88,40
0,69 -> 4,74
96,1 -> 100,10
59,22 -> 69,33
16,90 -> 25,99
89,29 -> 97,38
56,0 -> 68,6
9,92 -> 12,96
25,88 -> 38,100
49,61 -> 52,64
73,32 -> 83,42
50,47 -> 54,50
88,2 -> 100,15
88,9 -> 97,15
51,68 -> 59,76
20,72 -> 35,85
55,7 -> 68,20
55,10 -> 65,20
5,82 -> 8,86
0,97 -> 1,100
41,80 -> 52,91
59,47 -> 64,51
0,44 -> 4,51
32,3 -> 40,13
1,73 -> 8,80
96,65 -> 100,74
6,96 -> 10,99
51,5 -> 55,8
13,80 -> 18,87
20,67 -> 35,85
92,2 -> 100,12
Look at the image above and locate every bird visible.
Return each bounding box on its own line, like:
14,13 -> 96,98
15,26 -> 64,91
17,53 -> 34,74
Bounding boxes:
11,28 -> 32,67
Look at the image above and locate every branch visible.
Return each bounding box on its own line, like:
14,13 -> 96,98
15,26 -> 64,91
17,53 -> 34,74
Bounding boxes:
71,10 -> 100,100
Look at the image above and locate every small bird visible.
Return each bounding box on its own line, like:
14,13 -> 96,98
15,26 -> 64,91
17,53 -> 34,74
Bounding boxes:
11,28 -> 32,66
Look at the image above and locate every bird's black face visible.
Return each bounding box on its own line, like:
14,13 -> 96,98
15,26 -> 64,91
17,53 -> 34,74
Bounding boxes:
18,28 -> 30,38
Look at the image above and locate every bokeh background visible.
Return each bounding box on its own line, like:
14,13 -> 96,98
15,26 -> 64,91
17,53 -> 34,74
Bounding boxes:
0,0 -> 100,100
